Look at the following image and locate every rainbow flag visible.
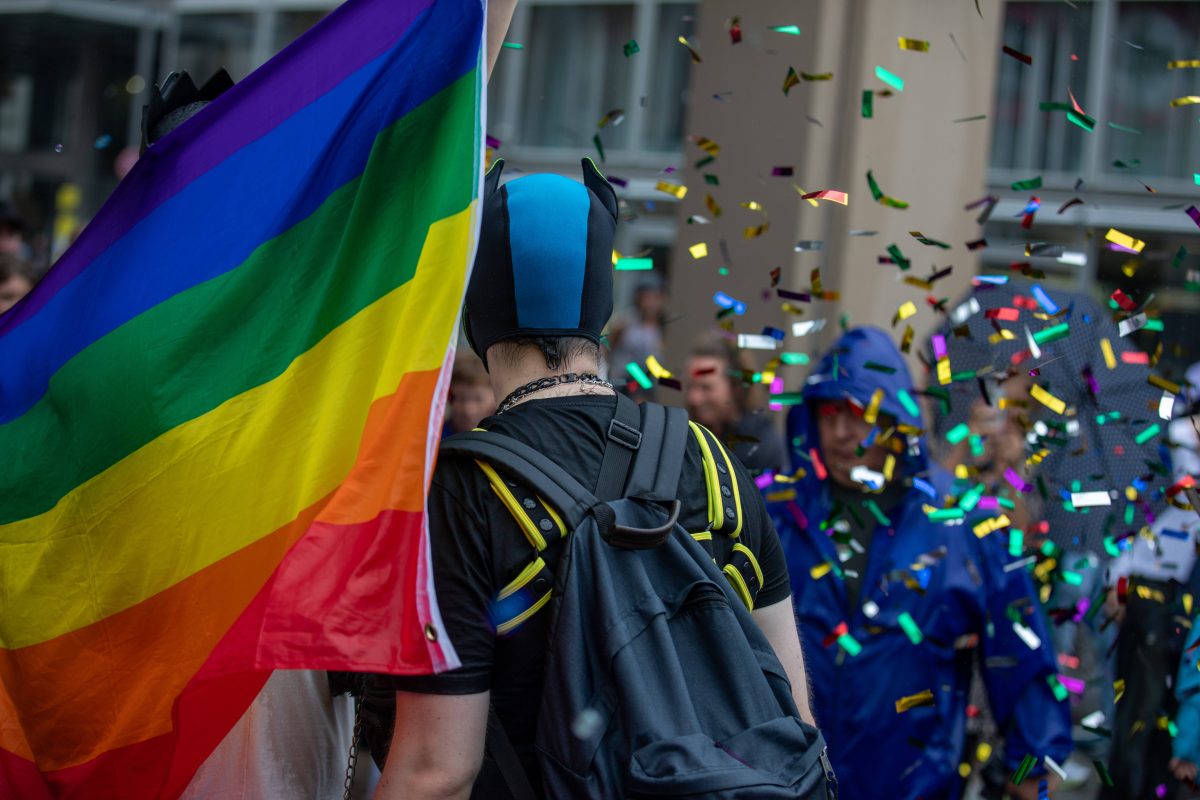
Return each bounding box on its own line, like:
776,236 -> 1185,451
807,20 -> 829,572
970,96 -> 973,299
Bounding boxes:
0,0 -> 482,796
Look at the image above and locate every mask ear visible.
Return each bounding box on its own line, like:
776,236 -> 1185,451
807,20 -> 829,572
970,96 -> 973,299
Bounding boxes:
484,158 -> 505,199
580,157 -> 618,222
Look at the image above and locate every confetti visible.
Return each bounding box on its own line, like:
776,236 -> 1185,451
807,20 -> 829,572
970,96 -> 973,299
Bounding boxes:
1186,206 -> 1200,229
705,194 -> 722,218
689,242 -> 708,259
862,90 -> 874,119
772,166 -> 795,176
898,37 -> 930,52
1168,60 -> 1200,69
656,180 -> 687,199
1031,284 -> 1060,314
811,562 -> 833,579
792,320 -> 826,336
596,109 -> 625,129
974,515 -> 1011,538
737,334 -> 779,350
897,389 -> 921,419
953,114 -> 988,123
946,423 -> 971,445
794,240 -> 823,251
1003,45 -> 1033,65
744,224 -> 769,239
896,690 -> 935,713
623,39 -> 640,57
645,355 -> 673,379
801,189 -> 849,205
1013,623 -> 1041,651
592,134 -> 606,162
501,41 -> 523,49
898,612 -> 924,644
1100,338 -> 1117,369
625,362 -> 654,390
1134,423 -> 1161,445
1030,384 -> 1066,414
1117,313 -> 1148,337
727,17 -> 742,45
678,35 -> 702,63
1169,95 -> 1200,107
1158,391 -> 1176,420
769,24 -> 801,35
893,301 -> 918,325
1071,491 -> 1112,508
783,67 -> 801,95
910,231 -> 951,249
615,257 -> 653,271
875,65 -> 905,91
1011,176 -> 1042,191
1105,228 -> 1145,253
863,388 -> 884,424
801,72 -> 834,81
1032,322 -> 1069,345
713,291 -> 746,314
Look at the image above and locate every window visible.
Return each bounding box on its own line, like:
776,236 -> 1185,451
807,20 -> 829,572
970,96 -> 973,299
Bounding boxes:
178,13 -> 255,83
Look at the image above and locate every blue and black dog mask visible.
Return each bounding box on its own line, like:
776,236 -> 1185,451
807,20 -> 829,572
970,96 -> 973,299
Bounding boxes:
464,157 -> 619,370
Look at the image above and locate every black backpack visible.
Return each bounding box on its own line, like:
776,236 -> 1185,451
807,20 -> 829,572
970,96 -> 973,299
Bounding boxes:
441,395 -> 836,799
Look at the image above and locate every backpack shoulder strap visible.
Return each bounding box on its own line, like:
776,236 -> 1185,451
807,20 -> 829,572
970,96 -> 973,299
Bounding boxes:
624,403 -> 690,501
686,421 -> 744,539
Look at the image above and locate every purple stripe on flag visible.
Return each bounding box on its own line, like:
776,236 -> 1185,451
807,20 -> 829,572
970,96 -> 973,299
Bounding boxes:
0,0 -> 436,336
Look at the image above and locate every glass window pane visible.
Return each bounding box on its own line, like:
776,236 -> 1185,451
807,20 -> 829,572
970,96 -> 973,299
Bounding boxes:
1104,2 -> 1200,180
178,13 -> 255,83
643,4 -> 694,153
518,5 -> 635,150
989,2 -> 1093,175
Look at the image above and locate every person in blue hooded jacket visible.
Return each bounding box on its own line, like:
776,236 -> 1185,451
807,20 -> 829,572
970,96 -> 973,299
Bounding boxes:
766,327 -> 1072,800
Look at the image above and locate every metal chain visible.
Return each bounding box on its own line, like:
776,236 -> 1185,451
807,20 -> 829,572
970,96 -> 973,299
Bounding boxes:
498,372 -> 612,414
342,678 -> 366,800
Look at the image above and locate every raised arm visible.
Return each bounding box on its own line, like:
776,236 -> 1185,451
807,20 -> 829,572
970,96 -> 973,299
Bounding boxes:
486,0 -> 518,80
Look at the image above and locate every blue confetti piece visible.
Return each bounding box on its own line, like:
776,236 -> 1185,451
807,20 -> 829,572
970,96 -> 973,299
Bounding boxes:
1031,284 -> 1060,314
913,477 -> 937,498
976,275 -> 1009,285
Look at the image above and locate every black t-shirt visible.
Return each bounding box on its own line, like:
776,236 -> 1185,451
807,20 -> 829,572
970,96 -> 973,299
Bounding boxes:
373,394 -> 790,796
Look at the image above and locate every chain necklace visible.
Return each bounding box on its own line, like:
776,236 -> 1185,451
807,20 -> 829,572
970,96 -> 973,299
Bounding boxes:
497,372 -> 612,414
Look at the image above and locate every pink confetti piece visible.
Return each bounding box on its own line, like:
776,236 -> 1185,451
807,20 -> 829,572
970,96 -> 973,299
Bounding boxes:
755,471 -> 776,489
1057,675 -> 1086,694
1004,468 -> 1032,493
932,334 -> 947,360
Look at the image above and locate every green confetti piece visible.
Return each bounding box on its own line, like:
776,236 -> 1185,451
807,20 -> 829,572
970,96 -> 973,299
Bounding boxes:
946,422 -> 971,445
928,508 -> 964,521
694,155 -> 715,168
771,392 -> 806,405
898,612 -> 923,644
625,362 -> 654,390
1067,109 -> 1095,131
837,633 -> 863,656
1103,535 -> 1120,557
1041,540 -> 1059,557
1047,675 -> 1069,702
615,257 -> 653,271
887,243 -> 911,270
1169,720 -> 1179,737
1124,504 -> 1135,525
1038,101 -> 1073,112
718,267 -> 729,276
862,89 -> 874,119
1009,529 -> 1024,557
1061,570 -> 1083,586
1135,423 -> 1161,444
501,41 -> 524,49
864,499 -> 891,527
781,352 -> 811,365
769,24 -> 801,35
1032,322 -> 1070,344
864,361 -> 897,374
1195,173 -> 1200,186
875,65 -> 904,91
1106,121 -> 1141,134
867,170 -> 884,201
1173,246 -> 1189,269
592,133 -> 605,163
959,483 -> 984,512
1010,754 -> 1038,785
896,389 -> 921,419
1144,318 -> 1164,332
704,174 -> 720,186
1093,759 -> 1114,787
996,496 -> 1015,510
623,39 -> 640,57
969,434 -> 985,458
1010,176 -> 1043,191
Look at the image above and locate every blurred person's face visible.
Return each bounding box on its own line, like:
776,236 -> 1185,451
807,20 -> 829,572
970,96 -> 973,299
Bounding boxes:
686,355 -> 736,430
0,273 -> 33,314
814,399 -> 891,490
0,227 -> 22,256
449,382 -> 496,433
635,288 -> 665,322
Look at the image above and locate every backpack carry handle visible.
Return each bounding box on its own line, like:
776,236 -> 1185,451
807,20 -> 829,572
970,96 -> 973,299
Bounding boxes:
597,499 -> 682,550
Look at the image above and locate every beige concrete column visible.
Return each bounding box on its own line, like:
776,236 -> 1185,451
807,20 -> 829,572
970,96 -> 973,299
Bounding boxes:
665,0 -> 1003,379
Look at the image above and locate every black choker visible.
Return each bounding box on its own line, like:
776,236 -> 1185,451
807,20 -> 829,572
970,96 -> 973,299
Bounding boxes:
498,372 -> 613,413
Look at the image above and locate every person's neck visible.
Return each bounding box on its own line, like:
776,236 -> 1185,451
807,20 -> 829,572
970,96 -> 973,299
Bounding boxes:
491,357 -> 612,410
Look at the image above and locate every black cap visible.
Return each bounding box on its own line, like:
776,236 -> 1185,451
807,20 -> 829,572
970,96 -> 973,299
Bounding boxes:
464,158 -> 618,369
141,68 -> 235,151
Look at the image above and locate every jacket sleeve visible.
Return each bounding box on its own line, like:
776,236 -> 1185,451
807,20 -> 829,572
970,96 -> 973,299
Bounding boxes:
974,532 -> 1073,772
1175,624 -> 1200,764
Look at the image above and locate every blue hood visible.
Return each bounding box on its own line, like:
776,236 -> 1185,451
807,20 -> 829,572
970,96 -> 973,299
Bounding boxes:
787,326 -> 927,481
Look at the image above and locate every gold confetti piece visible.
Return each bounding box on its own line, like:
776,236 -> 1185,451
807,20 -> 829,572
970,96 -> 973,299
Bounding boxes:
898,37 -> 930,51
611,249 -> 622,266
811,268 -> 824,294
740,200 -> 764,212
1168,60 -> 1200,69
705,193 -> 722,217
656,180 -> 687,199
1170,95 -> 1200,107
743,224 -> 769,239
693,136 -> 720,156
645,354 -> 673,379
1100,338 -> 1117,369
678,35 -> 702,63
883,454 -> 896,481
903,276 -> 934,291
1125,486 -> 1138,502
976,742 -> 993,763
988,329 -> 1017,344
937,358 -> 952,386
801,71 -> 834,81
689,242 -> 708,259
1031,384 -> 1066,414
1105,227 -> 1146,253
900,325 -> 914,354
894,300 -> 917,324
783,66 -> 801,95
810,562 -> 832,579
793,185 -> 820,207
1149,374 -> 1181,394
973,514 -> 1011,538
596,108 -> 625,129
896,689 -> 935,713
864,388 -> 884,424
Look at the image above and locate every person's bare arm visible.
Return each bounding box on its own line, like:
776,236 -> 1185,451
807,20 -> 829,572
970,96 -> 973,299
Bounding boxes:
374,690 -> 490,800
486,0 -> 518,80
752,597 -> 816,726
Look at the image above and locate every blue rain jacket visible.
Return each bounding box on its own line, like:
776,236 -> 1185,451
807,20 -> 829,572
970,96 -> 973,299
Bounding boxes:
767,327 -> 1072,800
1176,622 -> 1200,764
